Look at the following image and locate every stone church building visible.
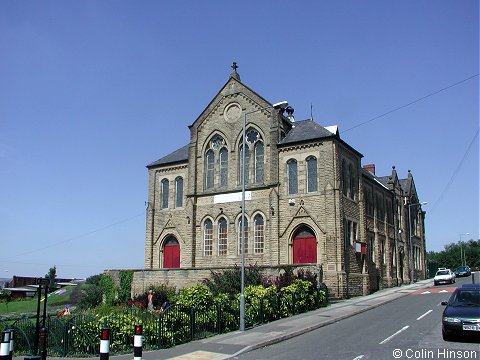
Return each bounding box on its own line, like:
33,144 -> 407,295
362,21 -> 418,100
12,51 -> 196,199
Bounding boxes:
138,64 -> 427,298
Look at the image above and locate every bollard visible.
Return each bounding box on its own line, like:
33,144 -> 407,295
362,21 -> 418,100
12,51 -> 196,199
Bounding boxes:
99,328 -> 110,360
38,328 -> 47,360
7,330 -> 13,360
133,324 -> 143,360
0,330 -> 10,360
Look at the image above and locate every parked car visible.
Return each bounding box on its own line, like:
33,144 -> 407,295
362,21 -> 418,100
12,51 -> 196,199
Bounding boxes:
434,269 -> 456,285
455,266 -> 471,277
441,283 -> 480,341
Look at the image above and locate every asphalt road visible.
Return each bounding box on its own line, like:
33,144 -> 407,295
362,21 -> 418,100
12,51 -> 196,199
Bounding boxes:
233,277 -> 480,360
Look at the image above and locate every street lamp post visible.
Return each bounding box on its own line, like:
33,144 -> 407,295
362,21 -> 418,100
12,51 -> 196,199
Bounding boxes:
408,201 -> 427,284
240,100 -> 288,331
459,233 -> 469,267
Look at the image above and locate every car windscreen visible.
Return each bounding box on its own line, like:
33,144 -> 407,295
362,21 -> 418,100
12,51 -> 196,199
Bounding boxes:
450,290 -> 480,306
436,270 -> 449,276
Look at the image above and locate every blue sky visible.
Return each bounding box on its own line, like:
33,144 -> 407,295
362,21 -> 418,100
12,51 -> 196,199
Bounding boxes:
1,1 -> 478,279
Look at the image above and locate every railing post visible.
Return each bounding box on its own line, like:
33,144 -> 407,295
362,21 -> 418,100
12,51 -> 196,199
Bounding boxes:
38,328 -> 47,360
189,307 -> 195,341
216,303 -> 222,334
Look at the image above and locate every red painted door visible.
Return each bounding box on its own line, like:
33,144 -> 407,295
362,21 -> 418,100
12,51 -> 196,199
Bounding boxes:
164,242 -> 180,268
293,235 -> 317,264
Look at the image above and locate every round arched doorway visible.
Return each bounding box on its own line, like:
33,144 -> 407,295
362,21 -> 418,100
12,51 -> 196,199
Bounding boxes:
163,236 -> 180,268
293,227 -> 317,264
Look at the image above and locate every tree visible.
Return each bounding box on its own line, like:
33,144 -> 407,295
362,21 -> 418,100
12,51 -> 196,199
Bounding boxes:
45,265 -> 57,287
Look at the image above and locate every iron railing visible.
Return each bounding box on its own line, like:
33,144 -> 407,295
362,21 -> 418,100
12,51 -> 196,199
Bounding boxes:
0,287 -> 328,357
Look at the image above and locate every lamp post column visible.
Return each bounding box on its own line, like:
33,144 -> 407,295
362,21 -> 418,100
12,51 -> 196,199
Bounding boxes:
240,111 -> 247,332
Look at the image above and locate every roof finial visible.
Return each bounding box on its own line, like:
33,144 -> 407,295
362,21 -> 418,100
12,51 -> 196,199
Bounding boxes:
230,61 -> 241,81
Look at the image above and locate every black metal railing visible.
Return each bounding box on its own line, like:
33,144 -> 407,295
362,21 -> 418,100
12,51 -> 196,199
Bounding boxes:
1,287 -> 328,357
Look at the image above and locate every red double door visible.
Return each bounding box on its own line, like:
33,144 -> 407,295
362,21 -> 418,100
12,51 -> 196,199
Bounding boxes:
293,231 -> 317,264
163,238 -> 180,268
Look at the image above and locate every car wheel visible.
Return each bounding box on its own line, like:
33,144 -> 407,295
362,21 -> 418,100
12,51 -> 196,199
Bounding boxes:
442,330 -> 454,341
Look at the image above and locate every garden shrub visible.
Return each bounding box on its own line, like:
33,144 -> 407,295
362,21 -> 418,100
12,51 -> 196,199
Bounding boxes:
75,284 -> 103,310
99,274 -> 117,306
131,283 -> 176,310
118,270 -> 133,304
203,264 -> 265,295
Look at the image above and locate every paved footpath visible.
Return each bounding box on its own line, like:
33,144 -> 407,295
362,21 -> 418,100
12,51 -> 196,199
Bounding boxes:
14,279 -> 432,360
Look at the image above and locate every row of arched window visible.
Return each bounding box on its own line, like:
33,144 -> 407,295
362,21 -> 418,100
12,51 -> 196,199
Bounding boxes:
287,156 -> 318,194
204,130 -> 265,190
203,213 -> 265,256
160,177 -> 184,209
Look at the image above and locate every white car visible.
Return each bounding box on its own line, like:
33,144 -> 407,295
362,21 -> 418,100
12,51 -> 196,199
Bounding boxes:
434,269 -> 456,285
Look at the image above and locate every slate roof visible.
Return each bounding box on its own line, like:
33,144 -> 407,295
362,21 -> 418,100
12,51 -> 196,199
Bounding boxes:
147,144 -> 189,168
377,176 -> 391,187
279,119 -> 335,145
361,168 -> 388,190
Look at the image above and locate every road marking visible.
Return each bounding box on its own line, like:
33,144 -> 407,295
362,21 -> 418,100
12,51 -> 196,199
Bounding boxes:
439,290 -> 449,293
416,309 -> 433,320
353,356 -> 365,360
421,291 -> 431,294
379,325 -> 410,344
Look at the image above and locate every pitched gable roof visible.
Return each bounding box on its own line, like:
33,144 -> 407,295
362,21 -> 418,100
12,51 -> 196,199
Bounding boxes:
147,144 -> 189,168
279,119 -> 334,145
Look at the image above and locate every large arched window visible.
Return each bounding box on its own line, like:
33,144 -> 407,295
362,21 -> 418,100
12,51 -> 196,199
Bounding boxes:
238,216 -> 248,254
219,147 -> 228,187
287,159 -> 298,194
254,141 -> 264,183
306,156 -> 318,193
205,135 -> 227,190
239,144 -> 250,185
218,218 -> 228,255
175,176 -> 183,208
205,150 -> 214,189
203,219 -> 213,256
254,214 -> 264,254
161,178 -> 169,209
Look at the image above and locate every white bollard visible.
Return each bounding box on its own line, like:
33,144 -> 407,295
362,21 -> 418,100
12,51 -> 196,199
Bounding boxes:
0,331 -> 9,360
7,330 -> 13,360
133,324 -> 143,360
99,328 -> 110,360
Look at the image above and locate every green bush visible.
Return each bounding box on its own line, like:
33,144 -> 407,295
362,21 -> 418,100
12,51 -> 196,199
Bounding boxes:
203,264 -> 265,295
99,274 -> 117,306
75,284 -> 103,310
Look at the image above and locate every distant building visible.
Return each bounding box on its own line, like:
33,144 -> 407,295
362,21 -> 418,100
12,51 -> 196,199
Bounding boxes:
137,64 -> 427,298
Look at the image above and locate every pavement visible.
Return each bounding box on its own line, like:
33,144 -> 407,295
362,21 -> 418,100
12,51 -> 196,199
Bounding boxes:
15,279 -> 433,360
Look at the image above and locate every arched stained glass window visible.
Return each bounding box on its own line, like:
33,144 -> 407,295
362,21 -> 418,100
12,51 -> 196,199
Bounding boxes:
161,178 -> 169,209
287,159 -> 298,194
204,219 -> 213,256
254,141 -> 264,183
254,214 -> 264,254
240,144 -> 250,185
205,149 -> 214,189
306,156 -> 317,192
175,177 -> 183,208
238,216 -> 248,254
218,218 -> 228,255
220,147 -> 228,187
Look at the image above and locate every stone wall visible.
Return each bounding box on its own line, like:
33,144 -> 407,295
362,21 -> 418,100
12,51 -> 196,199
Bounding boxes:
130,264 -> 321,297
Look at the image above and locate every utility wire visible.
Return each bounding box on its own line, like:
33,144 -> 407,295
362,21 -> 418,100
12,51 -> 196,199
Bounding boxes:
0,212 -> 144,261
428,129 -> 479,215
343,74 -> 479,133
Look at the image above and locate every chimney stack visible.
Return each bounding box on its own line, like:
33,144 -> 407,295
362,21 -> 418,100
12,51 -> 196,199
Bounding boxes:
363,164 -> 375,175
